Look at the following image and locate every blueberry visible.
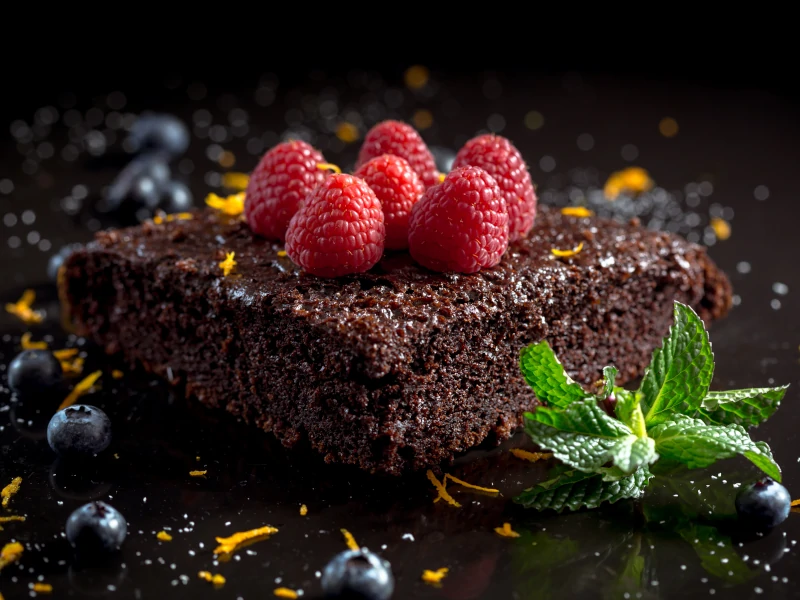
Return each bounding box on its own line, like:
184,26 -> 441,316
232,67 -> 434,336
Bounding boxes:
8,350 -> 63,399
66,501 -> 127,554
735,477 -> 791,529
105,153 -> 171,209
321,549 -> 394,600
127,114 -> 189,157
429,146 -> 456,174
159,181 -> 194,213
47,405 -> 112,457
47,243 -> 83,282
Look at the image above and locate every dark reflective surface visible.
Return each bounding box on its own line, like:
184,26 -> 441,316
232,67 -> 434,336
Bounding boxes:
1,72 -> 799,599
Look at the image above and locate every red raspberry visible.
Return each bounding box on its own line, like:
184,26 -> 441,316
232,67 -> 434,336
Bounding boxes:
285,174 -> 385,278
452,134 -> 537,242
408,166 -> 508,274
354,154 -> 424,250
244,140 -> 327,241
356,120 -> 439,188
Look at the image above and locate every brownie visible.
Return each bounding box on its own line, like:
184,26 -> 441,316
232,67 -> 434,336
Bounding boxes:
60,206 -> 732,475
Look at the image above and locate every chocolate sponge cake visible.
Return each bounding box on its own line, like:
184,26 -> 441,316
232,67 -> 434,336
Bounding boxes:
60,206 -> 732,475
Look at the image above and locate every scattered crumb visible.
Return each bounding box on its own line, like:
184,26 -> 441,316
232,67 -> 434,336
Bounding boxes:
341,528 -> 359,551
5,289 -> 43,324
402,533 -> 415,542
112,369 -> 124,379
205,192 -> 245,216
222,172 -> 250,191
31,583 -> 52,594
494,522 -> 520,538
20,332 -> 47,350
59,370 -> 102,410
551,242 -> 585,258
198,571 -> 226,587
299,504 -> 308,516
510,448 -> 553,462
218,252 -> 237,277
316,163 -> 341,174
214,525 -> 279,555
157,531 -> 173,542
560,207 -> 594,218
1,477 -> 22,508
421,567 -> 449,587
189,470 -> 207,478
273,588 -> 300,599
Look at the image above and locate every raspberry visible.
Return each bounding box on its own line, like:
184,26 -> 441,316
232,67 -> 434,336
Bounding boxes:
452,134 -> 537,242
354,155 -> 424,250
356,121 -> 439,188
408,166 -> 508,273
285,174 -> 385,278
244,140 -> 327,241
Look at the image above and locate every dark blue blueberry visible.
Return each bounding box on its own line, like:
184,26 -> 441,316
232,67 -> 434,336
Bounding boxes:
735,477 -> 791,529
430,146 -> 456,174
105,153 -> 171,209
321,549 -> 394,600
47,405 -> 112,457
66,501 -> 127,554
8,350 -> 63,399
129,175 -> 161,209
159,181 -> 194,213
127,114 -> 189,157
47,243 -> 83,282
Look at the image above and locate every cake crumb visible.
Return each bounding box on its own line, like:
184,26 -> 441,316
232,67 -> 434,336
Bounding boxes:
20,332 -> 47,350
510,448 -> 553,462
561,206 -> 594,218
427,470 -> 461,507
421,567 -> 449,586
299,504 -> 308,516
494,522 -> 520,538
198,571 -> 226,587
214,525 -> 279,555
218,252 -> 237,277
273,588 -> 300,599
205,192 -> 245,216
1,477 -> 22,508
189,470 -> 207,478
157,531 -> 173,542
341,528 -> 359,551
222,172 -> 250,191
316,163 -> 342,174
5,289 -> 43,324
31,583 -> 53,594
551,242 -> 584,258
59,370 -> 102,410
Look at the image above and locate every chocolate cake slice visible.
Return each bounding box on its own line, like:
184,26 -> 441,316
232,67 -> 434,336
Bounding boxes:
61,206 -> 732,475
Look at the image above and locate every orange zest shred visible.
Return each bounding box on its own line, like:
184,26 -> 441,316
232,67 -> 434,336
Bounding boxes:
560,206 -> 594,218
510,448 -> 553,462
421,567 -> 449,586
426,470 -> 460,507
157,531 -> 173,542
604,167 -> 653,200
443,474 -> 499,495
494,522 -> 521,538
53,348 -> 79,360
277,250 -> 288,258
21,332 -> 47,350
438,172 -> 446,183
214,525 -> 279,555
222,172 -> 250,191
59,356 -> 84,377
205,192 -> 245,216
5,289 -> 44,324
273,588 -> 300,599
32,583 -> 53,594
198,571 -> 226,587
791,499 -> 800,506
551,242 -> 584,258
299,504 -> 308,516
112,369 -> 124,379
317,163 -> 342,174
189,470 -> 207,477
0,516 -> 25,524
0,542 -> 24,571
218,252 -> 237,276
335,122 -> 359,143
710,217 -> 731,241
341,528 -> 359,551
153,212 -> 194,225
59,370 -> 101,410
1,477 -> 22,508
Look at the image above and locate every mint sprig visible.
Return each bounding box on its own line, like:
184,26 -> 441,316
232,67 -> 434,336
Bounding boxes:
515,301 -> 789,512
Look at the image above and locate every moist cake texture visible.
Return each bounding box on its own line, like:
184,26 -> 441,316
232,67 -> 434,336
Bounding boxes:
61,207 -> 732,475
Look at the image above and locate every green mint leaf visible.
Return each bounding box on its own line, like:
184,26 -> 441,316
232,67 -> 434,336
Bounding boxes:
600,437 -> 658,481
599,366 -> 618,400
696,385 -> 789,428
640,302 -> 714,426
520,341 -> 590,408
514,467 -> 652,512
648,414 -> 781,481
676,523 -> 757,584
614,388 -> 647,438
524,400 -> 643,473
